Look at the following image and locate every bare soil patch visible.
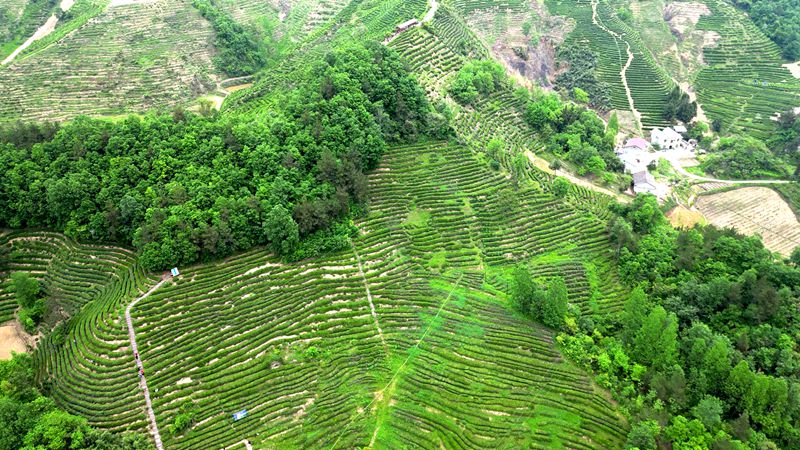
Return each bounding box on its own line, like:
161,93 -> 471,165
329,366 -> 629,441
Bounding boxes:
783,62 -> 800,79
225,83 -> 253,93
0,324 -> 28,359
667,205 -> 705,228
664,2 -> 710,40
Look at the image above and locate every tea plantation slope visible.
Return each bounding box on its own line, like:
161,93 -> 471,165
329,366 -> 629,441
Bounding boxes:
0,0 -> 218,123
545,0 -> 673,129
0,230 -> 139,324
216,0 -> 351,47
223,0 -> 428,114
133,142 -> 626,449
693,0 -> 800,137
388,20 -> 618,222
33,142 -> 628,449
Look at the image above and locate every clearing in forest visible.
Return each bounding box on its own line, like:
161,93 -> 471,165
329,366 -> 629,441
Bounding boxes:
695,187 -> 800,256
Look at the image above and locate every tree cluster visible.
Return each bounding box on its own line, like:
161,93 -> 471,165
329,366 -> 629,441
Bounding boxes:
0,354 -> 153,450
524,92 -> 623,176
558,194 -> 800,449
554,43 -> 612,111
191,0 -> 267,76
0,43 -> 431,270
662,86 -> 696,124
702,136 -> 788,180
447,60 -> 507,105
10,273 -> 43,333
511,266 -> 569,329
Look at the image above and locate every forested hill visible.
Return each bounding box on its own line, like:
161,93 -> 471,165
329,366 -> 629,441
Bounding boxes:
3,0 -> 800,449
0,43 -> 432,270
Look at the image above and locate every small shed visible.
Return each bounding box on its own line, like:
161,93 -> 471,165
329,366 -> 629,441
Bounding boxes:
672,125 -> 687,134
232,409 -> 248,421
171,267 -> 180,277
632,170 -> 658,195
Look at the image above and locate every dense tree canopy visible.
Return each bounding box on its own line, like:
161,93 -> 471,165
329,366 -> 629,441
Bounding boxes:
702,136 -> 788,179
191,0 -> 267,76
0,43 -> 431,270
524,92 -> 622,176
448,60 -> 507,105
733,0 -> 800,61
559,195 -> 800,449
662,86 -> 696,124
0,354 -> 152,450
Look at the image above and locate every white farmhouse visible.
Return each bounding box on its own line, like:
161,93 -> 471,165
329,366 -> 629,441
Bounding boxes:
650,127 -> 684,150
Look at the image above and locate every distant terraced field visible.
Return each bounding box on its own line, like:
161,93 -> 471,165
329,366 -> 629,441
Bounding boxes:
696,187 -> 800,256
0,0 -> 218,123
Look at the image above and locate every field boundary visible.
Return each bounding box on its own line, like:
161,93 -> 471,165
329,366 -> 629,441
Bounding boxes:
126,277 -> 169,450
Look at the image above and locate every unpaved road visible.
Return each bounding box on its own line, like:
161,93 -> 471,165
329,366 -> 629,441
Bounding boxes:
525,151 -> 632,203
383,0 -> 438,44
663,154 -> 792,185
352,244 -> 388,356
423,0 -> 438,23
126,278 -> 168,450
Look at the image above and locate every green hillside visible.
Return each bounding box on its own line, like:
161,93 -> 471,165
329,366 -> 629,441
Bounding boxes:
3,0 -> 800,449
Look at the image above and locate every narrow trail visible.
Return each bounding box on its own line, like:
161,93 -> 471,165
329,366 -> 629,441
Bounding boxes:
126,278 -> 169,450
1,0 -> 74,66
591,0 -> 642,131
620,43 -> 642,130
352,244 -> 389,356
223,439 -> 253,450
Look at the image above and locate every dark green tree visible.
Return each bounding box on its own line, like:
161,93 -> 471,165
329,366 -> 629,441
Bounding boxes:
10,273 -> 39,309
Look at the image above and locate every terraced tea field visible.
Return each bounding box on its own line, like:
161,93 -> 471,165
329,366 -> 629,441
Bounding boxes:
0,0 -> 218,123
545,0 -> 673,130
696,187 -> 800,257
693,0 -> 800,137
0,230 -> 138,325
217,0 -> 351,45
10,141 -> 629,449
